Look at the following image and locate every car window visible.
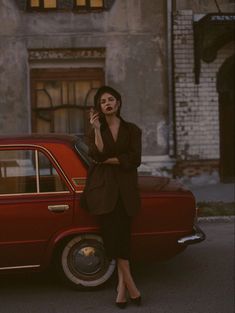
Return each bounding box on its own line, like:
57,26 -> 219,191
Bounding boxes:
0,150 -> 37,194
74,137 -> 90,166
0,149 -> 68,195
38,151 -> 68,192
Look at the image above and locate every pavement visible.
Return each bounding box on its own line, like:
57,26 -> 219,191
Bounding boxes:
186,182 -> 235,221
189,182 -> 234,203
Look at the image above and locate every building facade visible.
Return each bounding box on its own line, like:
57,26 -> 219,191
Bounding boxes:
0,0 -> 234,184
0,0 -> 172,172
173,0 -> 235,184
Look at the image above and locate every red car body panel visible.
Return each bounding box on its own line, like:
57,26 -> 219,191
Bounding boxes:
0,134 -> 201,271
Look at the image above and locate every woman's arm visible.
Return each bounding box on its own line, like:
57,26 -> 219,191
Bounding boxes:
88,129 -> 107,162
88,109 -> 107,162
101,124 -> 142,168
94,127 -> 104,153
89,109 -> 104,152
117,125 -> 142,170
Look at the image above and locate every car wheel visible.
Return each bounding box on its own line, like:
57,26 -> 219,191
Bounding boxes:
60,234 -> 116,289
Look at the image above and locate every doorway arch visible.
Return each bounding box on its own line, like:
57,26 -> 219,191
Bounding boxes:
217,54 -> 235,182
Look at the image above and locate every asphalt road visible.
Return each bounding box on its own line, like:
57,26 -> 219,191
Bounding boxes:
0,221 -> 234,313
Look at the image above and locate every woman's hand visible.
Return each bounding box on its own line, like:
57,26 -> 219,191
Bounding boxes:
89,108 -> 104,152
102,157 -> 120,165
89,108 -> 101,129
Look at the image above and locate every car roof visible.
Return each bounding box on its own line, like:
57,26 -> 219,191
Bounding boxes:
0,134 -> 79,146
0,133 -> 91,167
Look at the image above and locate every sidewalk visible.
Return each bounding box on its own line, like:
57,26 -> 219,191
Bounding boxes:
189,183 -> 235,203
187,182 -> 235,218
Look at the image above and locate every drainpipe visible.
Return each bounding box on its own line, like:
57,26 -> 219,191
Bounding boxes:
166,0 -> 176,157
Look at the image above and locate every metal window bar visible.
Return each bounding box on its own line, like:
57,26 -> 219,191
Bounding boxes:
35,150 -> 40,193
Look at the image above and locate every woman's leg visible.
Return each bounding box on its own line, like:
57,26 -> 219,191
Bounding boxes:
116,261 -> 124,292
116,261 -> 127,303
99,210 -> 127,303
115,198 -> 141,300
117,258 -> 141,299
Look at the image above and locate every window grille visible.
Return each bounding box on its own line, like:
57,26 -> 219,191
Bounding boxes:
30,68 -> 104,136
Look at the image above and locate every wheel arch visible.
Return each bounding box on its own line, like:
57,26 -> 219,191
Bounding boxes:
42,228 -> 100,269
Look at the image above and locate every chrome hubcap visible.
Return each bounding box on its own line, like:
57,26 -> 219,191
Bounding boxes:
68,241 -> 107,277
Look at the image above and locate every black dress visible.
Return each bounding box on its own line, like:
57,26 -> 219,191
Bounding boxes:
99,195 -> 131,260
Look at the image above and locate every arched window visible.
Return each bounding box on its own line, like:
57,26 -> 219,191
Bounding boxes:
30,68 -> 104,136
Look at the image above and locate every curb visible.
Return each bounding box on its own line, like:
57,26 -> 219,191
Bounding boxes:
198,216 -> 235,223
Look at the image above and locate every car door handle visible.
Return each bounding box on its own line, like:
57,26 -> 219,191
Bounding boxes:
48,204 -> 69,213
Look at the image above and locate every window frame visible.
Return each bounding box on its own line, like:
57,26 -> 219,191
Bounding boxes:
26,0 -> 58,11
30,67 -> 104,135
0,145 -> 73,196
74,0 -> 104,12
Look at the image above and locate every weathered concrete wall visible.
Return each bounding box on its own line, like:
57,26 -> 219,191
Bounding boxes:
0,0 -> 169,157
0,1 -> 29,132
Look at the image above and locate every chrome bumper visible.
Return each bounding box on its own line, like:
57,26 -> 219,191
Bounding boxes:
177,224 -> 206,245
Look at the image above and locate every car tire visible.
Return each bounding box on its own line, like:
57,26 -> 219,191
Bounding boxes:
59,234 -> 116,289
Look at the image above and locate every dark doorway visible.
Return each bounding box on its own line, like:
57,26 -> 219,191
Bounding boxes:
217,54 -> 235,182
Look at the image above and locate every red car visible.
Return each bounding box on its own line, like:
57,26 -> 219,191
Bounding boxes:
0,134 -> 205,288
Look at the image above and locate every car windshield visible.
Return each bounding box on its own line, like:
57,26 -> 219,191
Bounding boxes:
74,136 -> 91,167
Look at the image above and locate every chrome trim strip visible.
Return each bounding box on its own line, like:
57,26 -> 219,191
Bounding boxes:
0,264 -> 40,270
0,191 -> 70,197
72,177 -> 87,187
0,144 -> 75,192
177,224 -> 206,245
35,150 -> 40,193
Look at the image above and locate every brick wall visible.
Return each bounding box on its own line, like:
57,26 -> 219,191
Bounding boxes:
173,10 -> 235,181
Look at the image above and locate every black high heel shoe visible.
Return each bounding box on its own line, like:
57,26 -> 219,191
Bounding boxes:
130,295 -> 142,306
115,301 -> 127,309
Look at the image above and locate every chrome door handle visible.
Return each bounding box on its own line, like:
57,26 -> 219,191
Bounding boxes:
48,204 -> 69,212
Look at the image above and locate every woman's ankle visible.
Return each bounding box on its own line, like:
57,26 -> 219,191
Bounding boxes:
116,286 -> 127,302
127,287 -> 141,299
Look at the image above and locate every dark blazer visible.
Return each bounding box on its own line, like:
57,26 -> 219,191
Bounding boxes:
86,118 -> 142,216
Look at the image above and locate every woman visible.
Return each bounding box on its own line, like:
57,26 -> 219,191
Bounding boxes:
87,85 -> 142,309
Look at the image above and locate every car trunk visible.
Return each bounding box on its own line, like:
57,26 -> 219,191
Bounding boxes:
131,176 -> 196,260
135,176 -> 196,232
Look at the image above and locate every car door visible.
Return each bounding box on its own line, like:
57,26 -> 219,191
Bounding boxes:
0,147 -> 74,269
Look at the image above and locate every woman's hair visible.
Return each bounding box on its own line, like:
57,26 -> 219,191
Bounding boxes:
94,85 -> 122,117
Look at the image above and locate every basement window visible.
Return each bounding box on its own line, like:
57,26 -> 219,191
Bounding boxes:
74,0 -> 104,11
27,0 -> 57,10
